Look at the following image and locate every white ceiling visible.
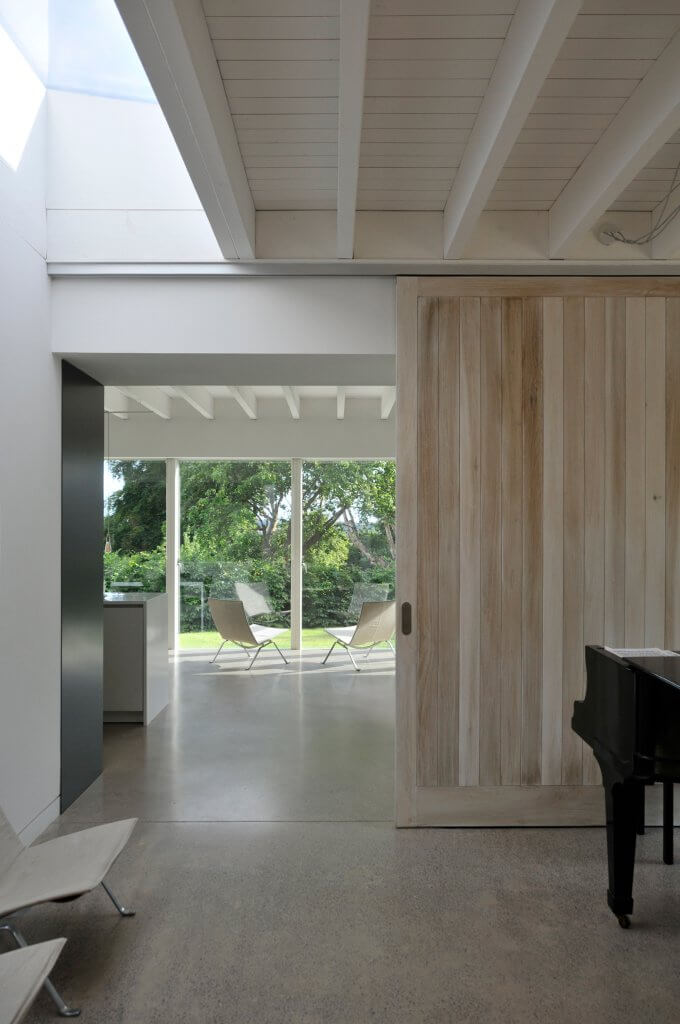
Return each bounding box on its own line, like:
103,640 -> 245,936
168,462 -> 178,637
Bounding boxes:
115,0 -> 680,261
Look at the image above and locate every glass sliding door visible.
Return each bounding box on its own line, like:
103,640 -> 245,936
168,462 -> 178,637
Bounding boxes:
179,461 -> 292,650
302,460 -> 395,648
103,459 -> 166,594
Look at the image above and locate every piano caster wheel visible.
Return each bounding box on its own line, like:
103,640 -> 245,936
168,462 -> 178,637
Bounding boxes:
617,914 -> 631,929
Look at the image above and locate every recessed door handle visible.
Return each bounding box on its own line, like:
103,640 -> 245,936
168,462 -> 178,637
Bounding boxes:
401,601 -> 412,635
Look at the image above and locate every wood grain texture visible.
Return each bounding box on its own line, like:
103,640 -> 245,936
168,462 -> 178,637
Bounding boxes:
562,297 -> 585,786
501,298 -> 523,787
625,298 -> 646,646
645,298 -> 666,648
437,299 -> 460,786
416,297 -> 439,788
398,279 -> 676,824
541,297 -> 563,786
521,297 -> 543,786
666,299 -> 680,648
604,296 -> 626,647
583,297 -> 606,786
458,297 -> 481,787
395,278 -> 419,825
479,297 -> 502,786
416,277 -> 680,298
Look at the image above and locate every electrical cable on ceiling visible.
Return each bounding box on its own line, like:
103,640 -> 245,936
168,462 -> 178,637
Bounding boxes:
601,156 -> 680,246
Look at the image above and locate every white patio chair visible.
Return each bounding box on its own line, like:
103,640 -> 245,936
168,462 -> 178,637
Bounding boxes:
321,600 -> 396,671
209,598 -> 289,669
0,808 -> 137,1018
234,581 -> 290,623
0,940 -> 67,1024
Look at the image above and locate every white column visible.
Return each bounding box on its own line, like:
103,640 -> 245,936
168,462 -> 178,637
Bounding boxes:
290,458 -> 303,650
166,458 -> 180,650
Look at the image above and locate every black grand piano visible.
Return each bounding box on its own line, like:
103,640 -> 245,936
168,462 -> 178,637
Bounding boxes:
573,645 -> 679,928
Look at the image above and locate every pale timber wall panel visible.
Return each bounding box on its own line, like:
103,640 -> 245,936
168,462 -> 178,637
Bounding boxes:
398,278 -> 678,826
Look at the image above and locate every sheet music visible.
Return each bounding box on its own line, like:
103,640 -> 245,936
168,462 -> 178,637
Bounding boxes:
605,646 -> 677,657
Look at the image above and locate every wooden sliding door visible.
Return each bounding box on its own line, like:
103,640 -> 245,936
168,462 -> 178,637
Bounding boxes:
396,277 -> 680,826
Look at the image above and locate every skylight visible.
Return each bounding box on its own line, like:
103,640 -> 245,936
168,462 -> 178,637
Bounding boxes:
0,22 -> 45,170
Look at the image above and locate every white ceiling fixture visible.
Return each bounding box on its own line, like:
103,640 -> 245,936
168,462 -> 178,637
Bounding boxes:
115,0 -> 255,259
337,0 -> 370,258
227,386 -> 258,420
549,30 -> 680,257
116,386 -> 172,420
174,386 -> 214,419
443,0 -> 582,260
104,386 -> 129,420
337,386 -> 346,420
380,387 -> 396,420
282,385 -> 301,419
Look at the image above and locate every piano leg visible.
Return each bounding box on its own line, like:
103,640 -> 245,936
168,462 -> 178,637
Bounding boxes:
602,774 -> 640,928
636,784 -> 645,836
663,781 -> 674,866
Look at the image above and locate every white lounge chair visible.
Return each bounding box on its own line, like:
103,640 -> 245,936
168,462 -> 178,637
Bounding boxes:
0,808 -> 137,1017
209,598 -> 289,669
322,600 -> 396,671
0,940 -> 66,1024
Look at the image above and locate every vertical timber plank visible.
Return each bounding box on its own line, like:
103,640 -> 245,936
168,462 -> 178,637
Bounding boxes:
625,298 -> 646,646
459,297 -> 481,786
501,298 -> 523,786
396,278 -> 419,824
562,296 -> 585,786
437,299 -> 460,786
522,297 -> 543,786
479,297 -> 502,786
416,296 -> 439,788
604,297 -> 626,647
666,299 -> 680,648
541,297 -> 563,786
645,299 -> 666,647
583,297 -> 606,786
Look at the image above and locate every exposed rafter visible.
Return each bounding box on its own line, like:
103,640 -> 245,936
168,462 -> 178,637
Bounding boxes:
337,387 -> 346,420
117,386 -> 172,420
104,386 -> 129,420
115,0 -> 255,259
380,387 -> 396,421
228,387 -> 257,420
282,386 -> 300,420
174,386 -> 214,419
336,0 -> 370,259
549,31 -> 680,258
443,0 -> 582,260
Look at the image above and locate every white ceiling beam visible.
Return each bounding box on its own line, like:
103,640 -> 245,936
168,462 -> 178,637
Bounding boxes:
443,0 -> 582,260
115,0 -> 255,259
337,387 -> 346,420
174,386 -> 214,419
228,387 -> 257,420
336,0 -> 371,259
380,387 -> 396,420
549,31 -> 680,258
116,386 -> 172,420
104,386 -> 129,420
282,386 -> 300,420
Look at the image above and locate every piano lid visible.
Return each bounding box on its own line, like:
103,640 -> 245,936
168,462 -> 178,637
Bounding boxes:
610,649 -> 680,693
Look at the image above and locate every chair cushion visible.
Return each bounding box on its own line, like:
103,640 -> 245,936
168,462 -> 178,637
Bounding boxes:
0,940 -> 66,1024
250,626 -> 285,644
325,627 -> 356,645
0,818 -> 137,918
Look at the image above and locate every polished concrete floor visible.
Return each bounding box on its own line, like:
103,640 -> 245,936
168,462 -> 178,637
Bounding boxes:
14,651 -> 680,1023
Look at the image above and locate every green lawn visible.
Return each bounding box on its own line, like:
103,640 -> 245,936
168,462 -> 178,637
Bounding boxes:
178,628 -> 391,651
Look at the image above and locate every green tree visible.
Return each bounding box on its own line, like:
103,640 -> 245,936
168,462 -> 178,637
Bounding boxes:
106,460 -> 166,553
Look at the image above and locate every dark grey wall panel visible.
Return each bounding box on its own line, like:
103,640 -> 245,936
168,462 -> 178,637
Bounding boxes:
61,361 -> 103,810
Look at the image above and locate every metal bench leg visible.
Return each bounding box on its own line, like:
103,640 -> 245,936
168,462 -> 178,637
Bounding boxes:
272,641 -> 289,665
0,921 -> 81,1017
210,640 -> 227,664
101,880 -> 135,917
247,644 -> 265,670
344,645 -> 360,672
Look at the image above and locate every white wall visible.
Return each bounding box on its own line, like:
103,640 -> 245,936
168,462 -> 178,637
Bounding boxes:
0,100 -> 61,841
51,276 -> 395,358
47,90 -> 223,262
